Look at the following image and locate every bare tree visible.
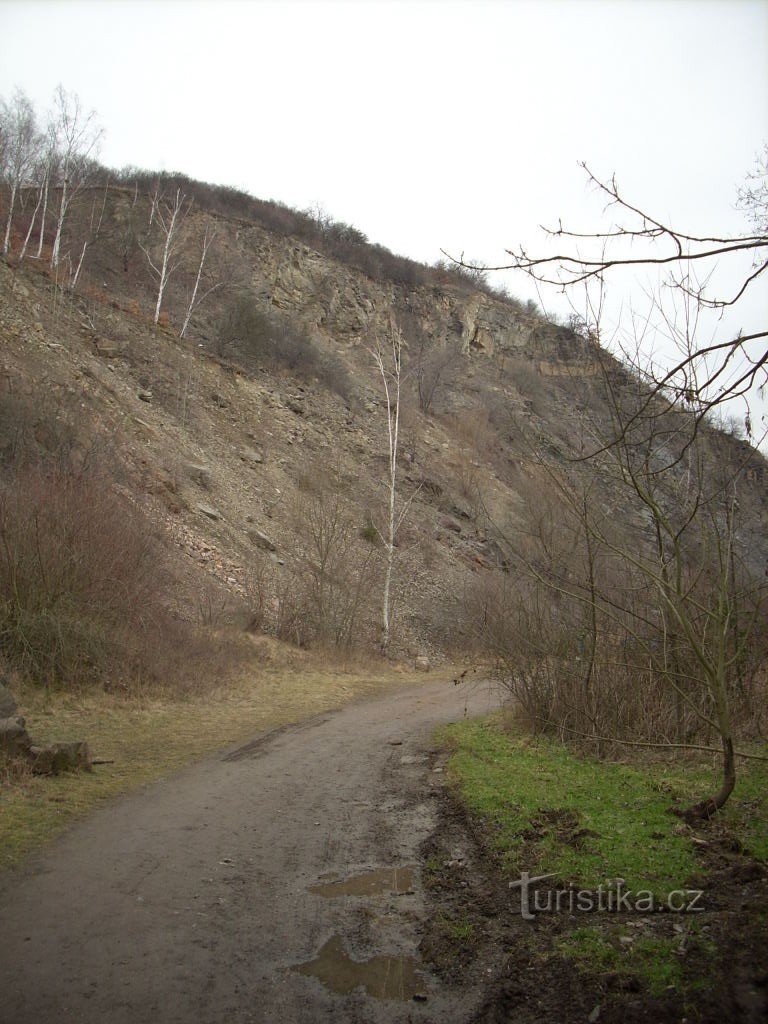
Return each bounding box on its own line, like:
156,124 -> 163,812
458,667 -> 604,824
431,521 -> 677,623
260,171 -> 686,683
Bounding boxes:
453,154 -> 768,818
180,224 -> 220,338
293,482 -> 376,648
0,88 -> 39,255
413,334 -> 463,415
18,151 -> 48,261
48,86 -> 103,270
368,323 -> 419,651
69,181 -> 109,289
139,186 -> 191,325
472,156 -> 767,426
486,325 -> 767,818
24,126 -> 58,261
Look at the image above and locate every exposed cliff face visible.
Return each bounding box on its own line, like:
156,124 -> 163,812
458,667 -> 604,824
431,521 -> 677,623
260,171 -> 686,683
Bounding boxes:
1,188 -> 765,663
204,218 -> 561,360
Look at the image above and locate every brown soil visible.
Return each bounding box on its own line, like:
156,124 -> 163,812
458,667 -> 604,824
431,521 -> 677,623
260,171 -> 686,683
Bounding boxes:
419,783 -> 768,1023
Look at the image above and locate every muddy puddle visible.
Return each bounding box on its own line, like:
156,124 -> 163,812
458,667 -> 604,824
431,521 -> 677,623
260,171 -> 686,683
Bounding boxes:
293,935 -> 424,1001
309,865 -> 416,898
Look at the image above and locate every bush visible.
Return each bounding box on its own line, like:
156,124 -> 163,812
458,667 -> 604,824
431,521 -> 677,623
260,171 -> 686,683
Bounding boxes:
0,463 -> 203,690
108,168 -> 529,303
216,294 -> 353,401
265,470 -> 379,649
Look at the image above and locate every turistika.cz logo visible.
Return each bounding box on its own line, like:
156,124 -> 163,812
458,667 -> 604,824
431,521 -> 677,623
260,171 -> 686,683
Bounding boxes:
509,872 -> 705,920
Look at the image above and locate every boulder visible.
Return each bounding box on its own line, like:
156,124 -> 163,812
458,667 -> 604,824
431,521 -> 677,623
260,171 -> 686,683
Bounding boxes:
30,741 -> 92,775
197,503 -> 222,521
186,463 -> 213,490
248,529 -> 276,552
93,337 -> 123,358
240,446 -> 264,466
0,682 -> 91,775
0,715 -> 31,756
414,656 -> 431,673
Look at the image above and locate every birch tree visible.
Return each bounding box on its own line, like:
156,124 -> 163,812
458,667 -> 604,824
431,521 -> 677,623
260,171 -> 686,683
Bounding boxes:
139,186 -> 191,325
180,224 -> 219,338
69,181 -> 109,289
24,127 -> 58,261
0,89 -> 39,255
48,86 -> 103,270
369,324 -> 419,651
18,152 -> 48,261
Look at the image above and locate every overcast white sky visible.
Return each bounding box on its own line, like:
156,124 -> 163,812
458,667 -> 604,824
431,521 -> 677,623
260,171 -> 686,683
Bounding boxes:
1,0 -> 766,430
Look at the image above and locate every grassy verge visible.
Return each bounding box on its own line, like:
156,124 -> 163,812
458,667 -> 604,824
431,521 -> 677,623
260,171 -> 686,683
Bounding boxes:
441,715 -> 768,892
437,714 -> 768,1004
554,922 -> 717,997
0,638 -> 439,870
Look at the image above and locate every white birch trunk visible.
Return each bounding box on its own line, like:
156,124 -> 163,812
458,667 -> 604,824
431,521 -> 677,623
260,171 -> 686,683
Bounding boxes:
20,181 -> 44,260
371,326 -> 404,652
71,239 -> 88,289
35,172 -> 49,258
2,182 -> 18,255
140,188 -> 189,326
51,174 -> 68,268
180,227 -> 216,338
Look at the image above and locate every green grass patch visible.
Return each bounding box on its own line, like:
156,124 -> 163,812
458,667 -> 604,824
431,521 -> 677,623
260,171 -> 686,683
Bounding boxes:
440,716 -> 768,894
555,926 -> 684,996
441,914 -> 476,942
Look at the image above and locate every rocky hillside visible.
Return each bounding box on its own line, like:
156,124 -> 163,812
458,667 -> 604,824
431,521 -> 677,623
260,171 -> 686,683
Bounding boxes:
0,180 -> 765,676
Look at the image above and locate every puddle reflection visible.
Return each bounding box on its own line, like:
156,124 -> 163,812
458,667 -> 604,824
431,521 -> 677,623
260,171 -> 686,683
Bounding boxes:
293,935 -> 423,1001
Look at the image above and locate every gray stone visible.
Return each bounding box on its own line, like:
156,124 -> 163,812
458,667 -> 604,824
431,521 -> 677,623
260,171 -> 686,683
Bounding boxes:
197,503 -> 222,521
414,656 -> 431,672
30,741 -> 92,775
186,463 -> 213,490
248,529 -> 276,552
137,390 -> 152,403
94,338 -> 123,358
240,446 -> 264,466
0,715 -> 31,755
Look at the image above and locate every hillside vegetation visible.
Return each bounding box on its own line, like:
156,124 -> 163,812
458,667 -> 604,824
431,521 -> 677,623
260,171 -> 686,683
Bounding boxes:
0,91 -> 766,810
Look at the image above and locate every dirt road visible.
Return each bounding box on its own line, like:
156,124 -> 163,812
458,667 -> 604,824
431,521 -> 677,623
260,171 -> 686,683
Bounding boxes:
0,676 -> 498,1024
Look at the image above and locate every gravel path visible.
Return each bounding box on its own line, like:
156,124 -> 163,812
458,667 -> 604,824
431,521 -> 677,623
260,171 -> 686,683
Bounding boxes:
0,677 -> 498,1024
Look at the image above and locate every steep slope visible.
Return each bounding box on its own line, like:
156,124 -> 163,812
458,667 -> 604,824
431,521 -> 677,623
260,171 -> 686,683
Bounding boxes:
0,184 -> 765,669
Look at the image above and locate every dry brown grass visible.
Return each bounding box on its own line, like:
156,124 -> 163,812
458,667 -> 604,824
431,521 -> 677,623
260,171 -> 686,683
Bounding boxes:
0,636 -> 447,868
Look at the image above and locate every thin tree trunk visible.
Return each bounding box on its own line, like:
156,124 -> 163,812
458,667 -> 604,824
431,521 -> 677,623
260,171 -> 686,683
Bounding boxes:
51,176 -> 68,268
2,182 -> 18,254
370,326 -> 404,653
180,227 -> 216,338
683,734 -> 736,821
71,240 -> 88,289
35,173 -> 49,258
20,184 -> 44,260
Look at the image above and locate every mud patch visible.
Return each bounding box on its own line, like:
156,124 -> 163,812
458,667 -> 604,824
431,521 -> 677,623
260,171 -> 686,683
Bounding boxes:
293,935 -> 424,1000
309,865 -> 416,898
420,785 -> 768,1024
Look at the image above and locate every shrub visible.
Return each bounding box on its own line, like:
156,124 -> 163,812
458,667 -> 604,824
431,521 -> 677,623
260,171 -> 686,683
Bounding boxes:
0,463 -> 204,690
216,294 -> 353,401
